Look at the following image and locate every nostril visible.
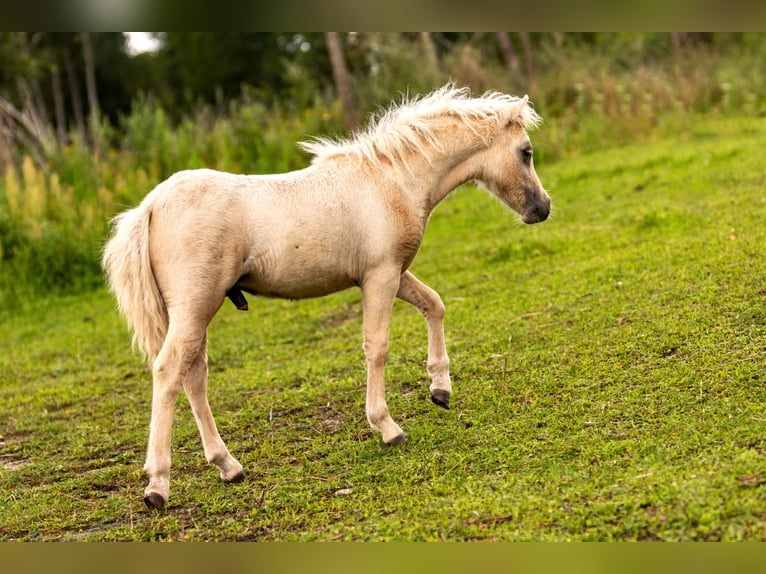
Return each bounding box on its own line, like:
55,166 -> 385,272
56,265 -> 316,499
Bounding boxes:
536,200 -> 550,221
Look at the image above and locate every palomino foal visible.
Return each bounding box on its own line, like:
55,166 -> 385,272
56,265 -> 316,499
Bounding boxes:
102,85 -> 550,509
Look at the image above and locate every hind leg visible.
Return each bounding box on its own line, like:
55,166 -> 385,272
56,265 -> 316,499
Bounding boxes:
397,271 -> 452,409
142,203 -> 246,508
143,303 -> 237,510
184,334 -> 244,484
143,319 -> 206,510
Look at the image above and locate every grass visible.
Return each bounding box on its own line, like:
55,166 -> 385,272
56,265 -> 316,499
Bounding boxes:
1,114 -> 765,541
3,37 -> 765,312
0,95 -> 343,313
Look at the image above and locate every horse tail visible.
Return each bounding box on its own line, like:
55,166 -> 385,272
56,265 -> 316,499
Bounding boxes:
102,200 -> 168,366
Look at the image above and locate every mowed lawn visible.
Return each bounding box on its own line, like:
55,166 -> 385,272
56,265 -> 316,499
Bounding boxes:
0,115 -> 764,541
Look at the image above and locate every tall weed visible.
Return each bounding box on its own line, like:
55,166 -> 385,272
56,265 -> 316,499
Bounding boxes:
0,158 -> 109,311
1,39 -> 765,314
0,94 -> 344,314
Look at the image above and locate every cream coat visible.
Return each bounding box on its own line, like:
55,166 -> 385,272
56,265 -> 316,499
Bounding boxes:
102,84 -> 550,509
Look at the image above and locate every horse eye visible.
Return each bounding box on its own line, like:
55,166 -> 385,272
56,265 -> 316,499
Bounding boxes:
521,147 -> 533,163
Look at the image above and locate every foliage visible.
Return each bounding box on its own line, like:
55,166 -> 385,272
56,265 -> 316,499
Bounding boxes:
159,33 -> 332,110
0,33 -> 42,83
1,115 -> 764,540
3,36 -> 766,311
0,92 -> 344,313
1,31 -> 765,542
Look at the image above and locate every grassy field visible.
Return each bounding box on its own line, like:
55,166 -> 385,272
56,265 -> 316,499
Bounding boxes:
0,114 -> 764,541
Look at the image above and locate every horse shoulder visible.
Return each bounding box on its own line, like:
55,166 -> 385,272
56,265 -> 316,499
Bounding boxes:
374,183 -> 427,270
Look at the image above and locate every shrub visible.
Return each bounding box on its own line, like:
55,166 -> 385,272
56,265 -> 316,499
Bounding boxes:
1,37 -> 765,314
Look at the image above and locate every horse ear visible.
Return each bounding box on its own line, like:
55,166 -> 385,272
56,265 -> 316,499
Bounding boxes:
513,95 -> 529,115
503,95 -> 529,127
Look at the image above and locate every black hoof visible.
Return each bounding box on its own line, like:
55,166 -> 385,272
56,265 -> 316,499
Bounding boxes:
143,492 -> 166,511
385,433 -> 407,446
430,389 -> 451,410
225,470 -> 246,484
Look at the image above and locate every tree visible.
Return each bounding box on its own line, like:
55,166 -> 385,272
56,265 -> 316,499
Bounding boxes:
519,32 -> 536,87
60,38 -> 87,144
495,32 -> 520,74
671,32 -> 713,51
0,33 -> 52,168
81,32 -> 99,122
160,33 -> 289,109
325,32 -> 358,132
50,53 -> 67,144
419,32 -> 440,76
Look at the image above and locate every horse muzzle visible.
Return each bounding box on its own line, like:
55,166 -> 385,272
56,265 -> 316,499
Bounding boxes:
522,194 -> 551,224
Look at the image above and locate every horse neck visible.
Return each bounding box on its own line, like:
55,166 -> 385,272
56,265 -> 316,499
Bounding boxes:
390,117 -> 496,212
424,138 -> 491,211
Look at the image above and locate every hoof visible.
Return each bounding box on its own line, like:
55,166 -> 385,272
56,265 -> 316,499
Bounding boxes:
430,389 -> 451,410
143,491 -> 166,511
225,470 -> 246,484
385,433 -> 408,446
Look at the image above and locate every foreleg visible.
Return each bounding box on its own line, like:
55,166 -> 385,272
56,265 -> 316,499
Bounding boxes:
396,271 -> 452,409
362,267 -> 406,445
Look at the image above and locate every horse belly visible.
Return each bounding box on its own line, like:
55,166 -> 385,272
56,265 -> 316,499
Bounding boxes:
237,251 -> 357,300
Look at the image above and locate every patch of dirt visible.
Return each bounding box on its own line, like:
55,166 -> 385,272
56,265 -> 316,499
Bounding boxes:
320,417 -> 344,434
1,434 -> 31,471
2,457 -> 30,471
320,304 -> 362,329
318,405 -> 344,434
737,471 -> 765,488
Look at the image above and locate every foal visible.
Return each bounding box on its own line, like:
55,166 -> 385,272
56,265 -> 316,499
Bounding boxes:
102,85 -> 550,509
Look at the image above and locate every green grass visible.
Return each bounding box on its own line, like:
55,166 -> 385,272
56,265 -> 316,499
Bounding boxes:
1,115 -> 765,541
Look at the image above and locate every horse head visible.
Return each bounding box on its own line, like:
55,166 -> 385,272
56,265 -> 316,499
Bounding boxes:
475,96 -> 551,224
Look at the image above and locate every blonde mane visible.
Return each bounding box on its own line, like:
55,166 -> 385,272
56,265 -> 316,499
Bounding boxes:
104,81 -> 552,508
298,84 -> 542,173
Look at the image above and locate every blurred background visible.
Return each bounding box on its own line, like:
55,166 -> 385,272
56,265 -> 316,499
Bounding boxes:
1,32 -> 764,310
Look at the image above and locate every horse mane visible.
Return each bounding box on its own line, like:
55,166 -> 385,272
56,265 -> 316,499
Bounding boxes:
298,84 -> 542,174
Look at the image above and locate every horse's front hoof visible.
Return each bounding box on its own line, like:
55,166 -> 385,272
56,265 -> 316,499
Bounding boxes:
225,470 -> 246,484
143,491 -> 166,511
385,433 -> 408,446
430,389 -> 451,410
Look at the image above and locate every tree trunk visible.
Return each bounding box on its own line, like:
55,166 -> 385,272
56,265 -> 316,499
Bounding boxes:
325,32 -> 359,132
16,78 -> 53,147
0,113 -> 14,172
495,32 -> 520,74
50,57 -> 68,145
671,32 -> 713,51
62,45 -> 87,145
81,32 -> 99,120
419,32 -> 440,76
31,79 -> 51,135
81,32 -> 100,149
0,96 -> 48,170
519,32 -> 536,87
